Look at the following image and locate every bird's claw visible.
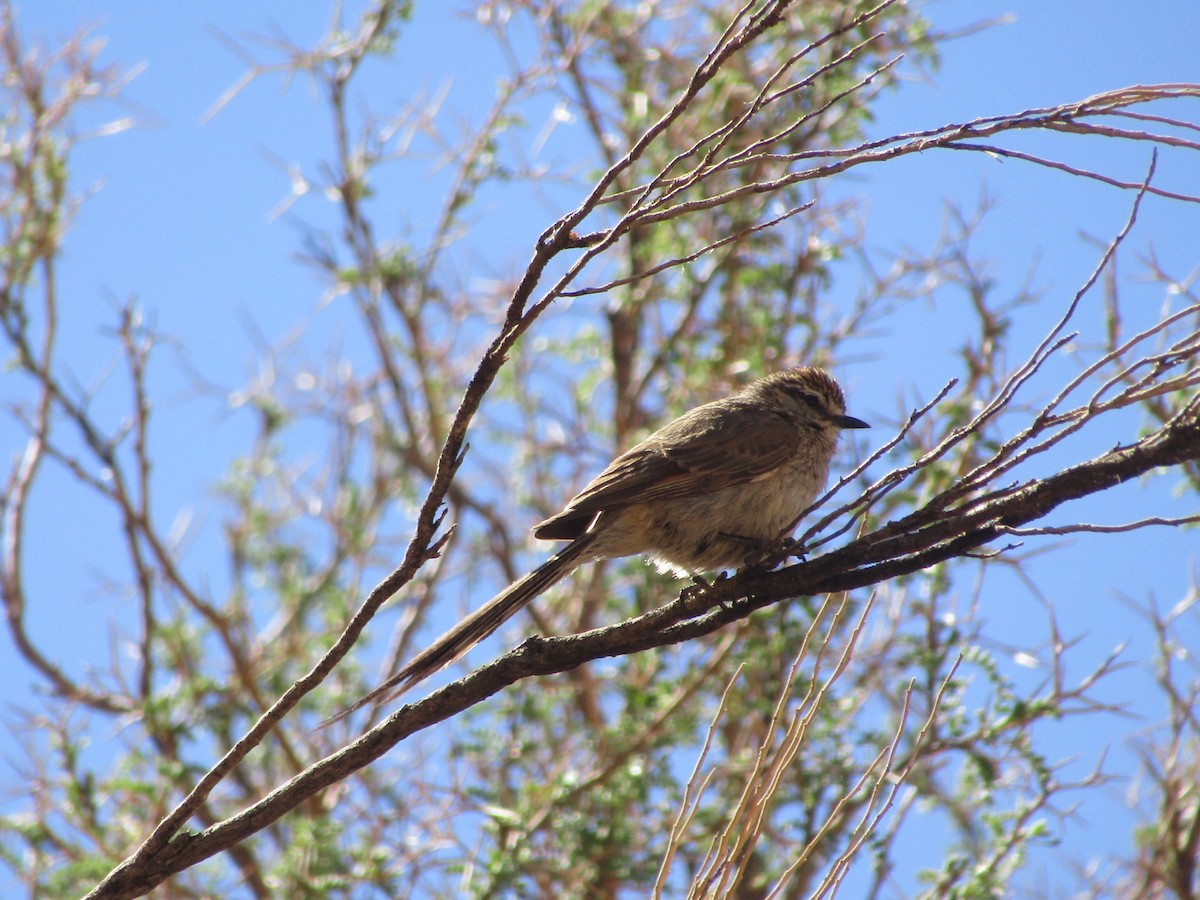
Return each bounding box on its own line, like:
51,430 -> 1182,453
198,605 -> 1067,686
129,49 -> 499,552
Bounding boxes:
778,536 -> 807,564
681,571 -> 729,613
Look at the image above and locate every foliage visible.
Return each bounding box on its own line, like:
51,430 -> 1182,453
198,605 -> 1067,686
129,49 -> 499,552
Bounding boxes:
1,1 -> 1198,897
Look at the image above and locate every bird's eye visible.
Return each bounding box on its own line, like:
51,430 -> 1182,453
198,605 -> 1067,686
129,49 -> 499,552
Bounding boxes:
803,393 -> 821,409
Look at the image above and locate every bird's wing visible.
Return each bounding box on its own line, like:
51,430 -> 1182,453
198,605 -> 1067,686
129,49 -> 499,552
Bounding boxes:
557,402 -> 798,515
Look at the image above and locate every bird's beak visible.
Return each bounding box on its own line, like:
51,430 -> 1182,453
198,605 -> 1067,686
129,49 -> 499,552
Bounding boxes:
832,413 -> 870,430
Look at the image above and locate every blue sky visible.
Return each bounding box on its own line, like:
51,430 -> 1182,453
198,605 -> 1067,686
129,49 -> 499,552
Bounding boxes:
2,1 -> 1198,895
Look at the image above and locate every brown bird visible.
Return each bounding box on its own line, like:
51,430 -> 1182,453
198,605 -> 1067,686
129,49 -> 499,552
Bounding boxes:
331,365 -> 867,722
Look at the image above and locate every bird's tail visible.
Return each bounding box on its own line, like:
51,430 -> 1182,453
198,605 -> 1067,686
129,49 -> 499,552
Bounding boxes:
323,533 -> 597,726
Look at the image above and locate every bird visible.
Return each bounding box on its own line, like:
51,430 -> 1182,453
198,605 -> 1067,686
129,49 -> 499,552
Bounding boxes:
330,365 -> 868,722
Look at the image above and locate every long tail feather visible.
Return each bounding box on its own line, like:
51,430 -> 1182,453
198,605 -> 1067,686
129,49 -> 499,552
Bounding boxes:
322,533 -> 597,726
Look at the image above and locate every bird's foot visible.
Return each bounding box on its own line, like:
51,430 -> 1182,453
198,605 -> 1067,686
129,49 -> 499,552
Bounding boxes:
680,571 -> 728,614
777,536 -> 807,565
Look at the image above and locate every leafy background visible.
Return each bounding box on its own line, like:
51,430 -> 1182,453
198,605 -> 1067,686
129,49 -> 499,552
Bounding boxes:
1,1 -> 1197,896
